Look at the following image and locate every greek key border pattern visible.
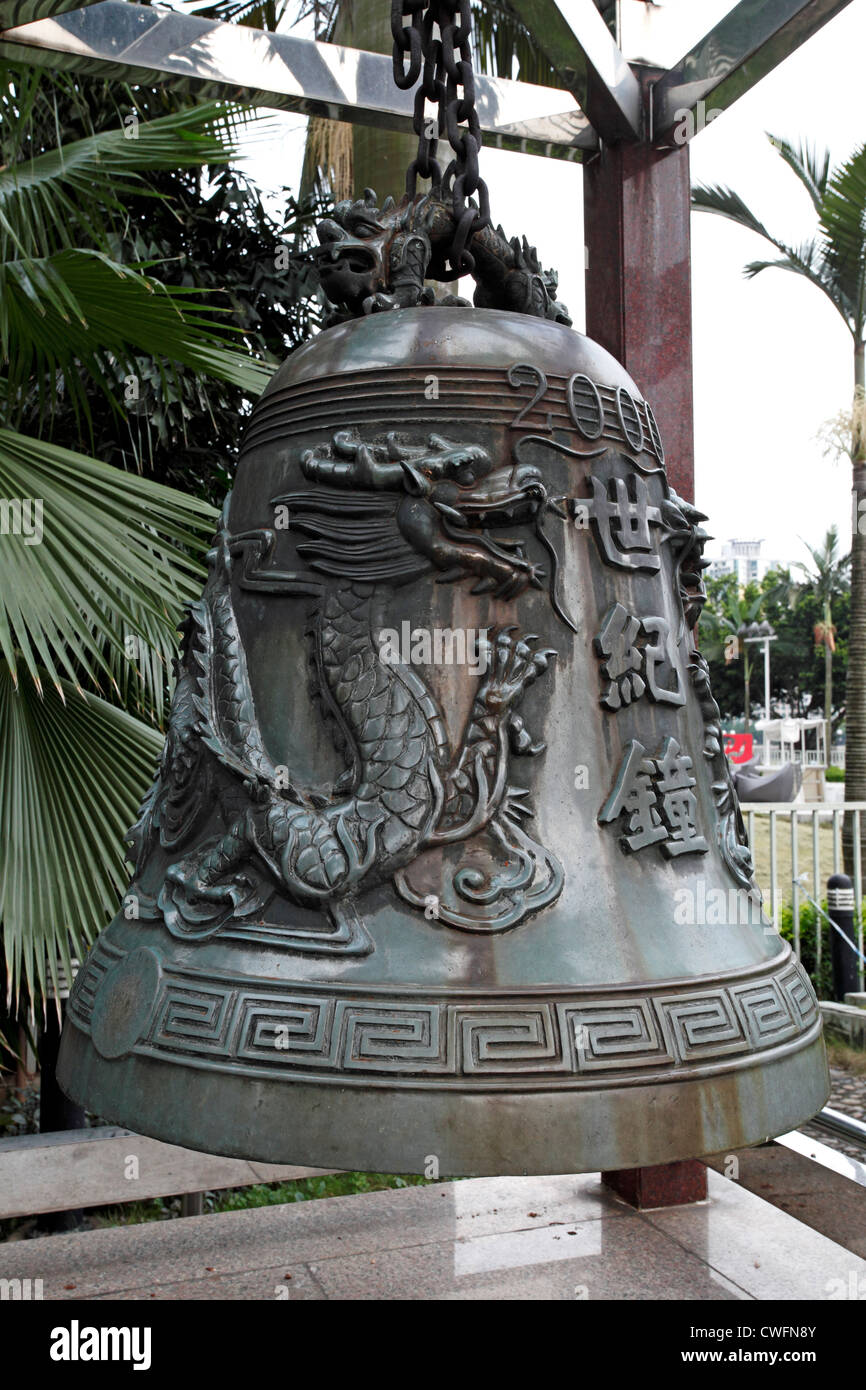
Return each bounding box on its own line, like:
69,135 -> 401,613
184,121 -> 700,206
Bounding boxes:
69,944 -> 820,1088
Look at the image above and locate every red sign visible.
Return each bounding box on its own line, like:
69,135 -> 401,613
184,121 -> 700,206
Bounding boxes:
723,733 -> 754,765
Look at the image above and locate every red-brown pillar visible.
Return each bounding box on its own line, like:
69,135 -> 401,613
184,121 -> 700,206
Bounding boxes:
588,127 -> 702,1206
583,138 -> 694,503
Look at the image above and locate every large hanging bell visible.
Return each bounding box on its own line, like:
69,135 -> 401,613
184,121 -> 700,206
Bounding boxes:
58,302 -> 828,1174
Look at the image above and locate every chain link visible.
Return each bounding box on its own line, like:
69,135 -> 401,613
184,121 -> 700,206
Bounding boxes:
392,0 -> 491,275
390,0 -> 425,89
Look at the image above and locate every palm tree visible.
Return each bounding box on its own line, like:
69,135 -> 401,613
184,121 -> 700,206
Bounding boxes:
700,587 -> 765,731
0,73 -> 274,1021
791,527 -> 850,765
693,137 -> 866,871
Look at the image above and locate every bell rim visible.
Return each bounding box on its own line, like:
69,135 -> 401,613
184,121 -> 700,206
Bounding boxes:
60,932 -> 824,1100
57,1015 -> 829,1177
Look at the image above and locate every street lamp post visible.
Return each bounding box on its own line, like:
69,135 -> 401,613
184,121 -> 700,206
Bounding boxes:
741,621 -> 778,766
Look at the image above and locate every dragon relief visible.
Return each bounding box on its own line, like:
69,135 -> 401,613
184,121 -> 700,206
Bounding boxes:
129,431 -> 570,946
313,187 -> 571,326
662,489 -> 761,896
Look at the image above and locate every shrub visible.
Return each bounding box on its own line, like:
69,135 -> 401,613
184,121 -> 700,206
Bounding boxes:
778,899 -> 834,998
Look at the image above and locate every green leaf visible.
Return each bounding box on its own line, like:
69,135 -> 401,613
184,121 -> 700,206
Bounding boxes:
766,133 -> 831,214
691,182 -> 775,243
0,101 -> 253,262
1,248 -> 274,426
0,664 -> 164,1007
819,141 -> 866,339
694,135 -> 865,343
0,426 -> 217,693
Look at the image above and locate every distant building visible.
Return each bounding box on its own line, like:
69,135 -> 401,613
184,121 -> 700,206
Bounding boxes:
706,539 -> 785,586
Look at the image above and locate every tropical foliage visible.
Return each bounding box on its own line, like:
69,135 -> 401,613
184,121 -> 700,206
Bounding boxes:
694,134 -> 866,868
699,583 -> 766,731
791,528 -> 851,755
700,554 -> 851,733
0,62 -> 319,1023
188,0 -> 557,83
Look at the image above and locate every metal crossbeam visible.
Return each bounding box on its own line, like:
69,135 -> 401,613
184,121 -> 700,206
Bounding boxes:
504,0 -> 642,141
0,1 -> 857,155
0,0 -> 596,160
652,0 -> 857,140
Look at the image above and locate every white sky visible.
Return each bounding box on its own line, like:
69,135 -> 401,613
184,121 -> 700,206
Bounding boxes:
239,0 -> 866,573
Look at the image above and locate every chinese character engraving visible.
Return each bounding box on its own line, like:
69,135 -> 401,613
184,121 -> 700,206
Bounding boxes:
653,736 -> 708,856
598,740 -> 667,851
583,472 -> 664,572
594,604 -> 685,710
599,736 -> 708,859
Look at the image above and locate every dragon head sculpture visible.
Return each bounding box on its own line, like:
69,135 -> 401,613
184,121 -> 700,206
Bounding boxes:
280,431 -> 571,621
314,189 -> 397,315
311,188 -> 569,325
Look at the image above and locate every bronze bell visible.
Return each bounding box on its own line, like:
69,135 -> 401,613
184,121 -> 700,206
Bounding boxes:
58,294 -> 829,1174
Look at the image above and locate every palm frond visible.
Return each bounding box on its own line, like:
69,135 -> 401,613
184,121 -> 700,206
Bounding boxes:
97,605 -> 183,730
767,133 -> 831,213
696,136 -> 866,346
0,665 -> 164,1007
0,427 -> 217,694
185,0 -> 297,30
470,1 -> 558,86
0,102 -> 253,261
742,237 -> 842,312
820,141 -> 866,339
691,183 -> 775,243
1,248 -> 274,427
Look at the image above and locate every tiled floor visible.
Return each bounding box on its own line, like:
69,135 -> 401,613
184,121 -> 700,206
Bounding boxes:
2,1168 -> 865,1301
801,1065 -> 866,1161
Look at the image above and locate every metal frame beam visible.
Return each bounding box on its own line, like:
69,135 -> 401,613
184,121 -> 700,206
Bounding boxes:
503,0 -> 643,142
652,0 -> 857,141
0,0 -> 596,161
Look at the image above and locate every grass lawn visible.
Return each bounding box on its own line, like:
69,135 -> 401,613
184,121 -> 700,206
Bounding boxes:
747,813 -> 842,912
88,1170 -> 438,1230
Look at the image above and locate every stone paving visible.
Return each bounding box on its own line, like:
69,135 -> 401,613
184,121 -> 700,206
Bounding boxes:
2,1168 -> 865,1300
801,1066 -> 866,1161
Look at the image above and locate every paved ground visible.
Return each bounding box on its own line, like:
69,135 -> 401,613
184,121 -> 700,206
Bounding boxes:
706,1134 -> 866,1261
826,1066 -> 866,1119
802,1065 -> 866,1161
2,1167 -> 864,1301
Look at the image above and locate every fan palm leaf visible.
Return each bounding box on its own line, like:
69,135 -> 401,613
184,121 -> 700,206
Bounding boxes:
0,666 -> 164,1007
0,100 -> 255,260
0,76 -> 274,1017
0,427 -> 217,696
1,248 -> 273,427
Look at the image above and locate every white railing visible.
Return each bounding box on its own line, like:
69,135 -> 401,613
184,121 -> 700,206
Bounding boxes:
762,746 -> 825,767
744,801 -> 866,988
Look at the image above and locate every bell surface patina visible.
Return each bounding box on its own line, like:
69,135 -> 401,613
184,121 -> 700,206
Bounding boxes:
58,302 -> 829,1175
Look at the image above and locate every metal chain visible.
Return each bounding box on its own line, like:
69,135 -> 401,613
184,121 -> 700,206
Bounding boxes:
391,0 -> 491,275
390,0 -> 426,89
